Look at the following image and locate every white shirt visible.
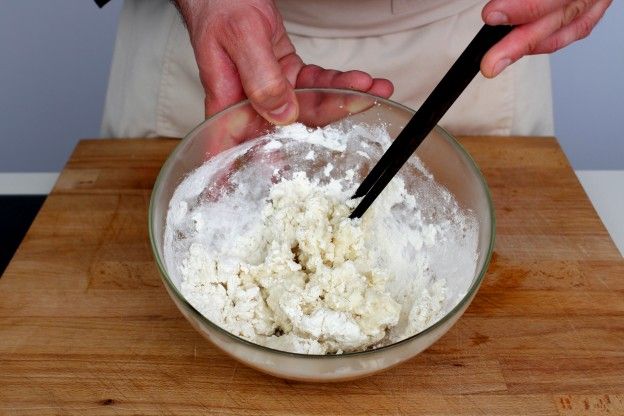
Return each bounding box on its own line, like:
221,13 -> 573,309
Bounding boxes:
101,0 -> 553,139
277,0 -> 484,37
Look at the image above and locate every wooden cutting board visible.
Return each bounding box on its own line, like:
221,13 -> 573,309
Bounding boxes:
1,137 -> 622,415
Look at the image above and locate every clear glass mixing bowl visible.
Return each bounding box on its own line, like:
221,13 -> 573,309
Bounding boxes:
149,88 -> 495,381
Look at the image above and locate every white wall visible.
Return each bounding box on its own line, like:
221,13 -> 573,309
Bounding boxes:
0,1 -> 622,172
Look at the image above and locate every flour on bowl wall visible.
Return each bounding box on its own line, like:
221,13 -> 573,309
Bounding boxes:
164,122 -> 478,354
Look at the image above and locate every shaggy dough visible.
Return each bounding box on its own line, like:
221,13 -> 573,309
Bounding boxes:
180,172 -> 402,354
166,122 -> 478,355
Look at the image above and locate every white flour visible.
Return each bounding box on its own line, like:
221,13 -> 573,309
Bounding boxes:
164,122 -> 478,354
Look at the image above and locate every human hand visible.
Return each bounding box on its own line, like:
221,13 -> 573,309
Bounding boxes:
481,0 -> 612,77
175,0 -> 393,125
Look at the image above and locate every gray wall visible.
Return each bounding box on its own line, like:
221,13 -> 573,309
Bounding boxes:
550,0 -> 624,170
0,0 -> 122,172
0,1 -> 622,172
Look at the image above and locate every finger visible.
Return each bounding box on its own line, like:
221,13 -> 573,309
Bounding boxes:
366,78 -> 394,99
296,65 -> 375,90
296,89 -> 376,128
481,1 -> 594,77
293,65 -> 394,127
296,66 -> 375,123
530,0 -> 611,54
483,0 -> 592,26
295,65 -> 393,98
220,13 -> 298,125
278,52 -> 305,88
272,31 -> 303,86
196,42 -> 246,117
295,66 -> 395,125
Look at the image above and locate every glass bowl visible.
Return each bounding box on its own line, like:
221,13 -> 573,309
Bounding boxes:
149,88 -> 495,382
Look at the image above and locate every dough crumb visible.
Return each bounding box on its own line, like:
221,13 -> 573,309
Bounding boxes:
165,122 -> 479,355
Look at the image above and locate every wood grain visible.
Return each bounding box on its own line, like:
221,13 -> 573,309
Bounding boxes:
1,137 -> 622,415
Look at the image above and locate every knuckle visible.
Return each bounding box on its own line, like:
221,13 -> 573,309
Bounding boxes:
576,18 -> 594,39
218,9 -> 266,44
221,15 -> 250,42
296,65 -> 322,87
249,78 -> 288,104
526,0 -> 547,20
544,36 -> 566,53
525,36 -> 540,55
279,53 -> 303,69
551,36 -> 567,52
562,0 -> 591,26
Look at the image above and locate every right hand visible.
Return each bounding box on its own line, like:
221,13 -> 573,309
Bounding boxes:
175,0 -> 394,125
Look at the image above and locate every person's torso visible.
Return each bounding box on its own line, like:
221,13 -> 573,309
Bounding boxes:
102,0 -> 553,139
276,0 -> 485,37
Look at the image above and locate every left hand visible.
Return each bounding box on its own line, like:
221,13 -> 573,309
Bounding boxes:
481,0 -> 613,77
175,0 -> 392,125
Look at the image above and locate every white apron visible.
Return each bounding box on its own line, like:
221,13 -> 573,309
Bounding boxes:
101,0 -> 554,138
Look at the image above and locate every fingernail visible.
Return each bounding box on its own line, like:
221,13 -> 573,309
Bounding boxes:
486,11 -> 509,26
269,103 -> 289,117
268,102 -> 297,124
492,58 -> 512,76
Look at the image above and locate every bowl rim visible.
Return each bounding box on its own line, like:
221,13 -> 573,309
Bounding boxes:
149,87 -> 496,359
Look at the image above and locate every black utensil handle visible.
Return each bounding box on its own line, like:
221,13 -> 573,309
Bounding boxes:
350,24 -> 514,219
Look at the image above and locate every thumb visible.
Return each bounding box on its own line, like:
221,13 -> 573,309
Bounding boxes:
221,16 -> 298,125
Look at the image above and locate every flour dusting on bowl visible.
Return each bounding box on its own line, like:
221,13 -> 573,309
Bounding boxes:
164,122 -> 478,354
